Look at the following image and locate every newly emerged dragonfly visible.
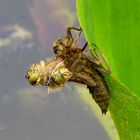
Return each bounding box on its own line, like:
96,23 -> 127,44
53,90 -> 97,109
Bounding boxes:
25,27 -> 111,114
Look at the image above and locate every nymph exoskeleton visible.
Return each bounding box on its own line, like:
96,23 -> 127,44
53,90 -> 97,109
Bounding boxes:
26,27 -> 111,114
52,27 -> 111,114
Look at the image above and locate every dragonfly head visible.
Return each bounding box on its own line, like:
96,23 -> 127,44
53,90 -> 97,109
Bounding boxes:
53,37 -> 73,57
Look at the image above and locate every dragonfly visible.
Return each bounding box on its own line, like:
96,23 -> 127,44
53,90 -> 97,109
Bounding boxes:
25,27 -> 111,114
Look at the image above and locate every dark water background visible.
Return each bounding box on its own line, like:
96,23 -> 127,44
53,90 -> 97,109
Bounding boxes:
0,0 -> 110,140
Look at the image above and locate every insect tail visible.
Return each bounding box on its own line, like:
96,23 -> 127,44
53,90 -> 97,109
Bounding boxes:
87,86 -> 109,114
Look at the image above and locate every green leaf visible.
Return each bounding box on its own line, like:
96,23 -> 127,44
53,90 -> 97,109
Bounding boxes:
76,0 -> 140,95
76,0 -> 140,139
104,74 -> 140,140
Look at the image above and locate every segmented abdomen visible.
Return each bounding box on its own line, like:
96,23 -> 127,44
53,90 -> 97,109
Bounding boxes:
87,71 -> 109,114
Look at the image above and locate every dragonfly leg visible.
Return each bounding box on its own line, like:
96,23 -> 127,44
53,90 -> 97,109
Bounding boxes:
91,43 -> 112,74
66,27 -> 82,39
66,27 -> 83,46
82,42 -> 88,52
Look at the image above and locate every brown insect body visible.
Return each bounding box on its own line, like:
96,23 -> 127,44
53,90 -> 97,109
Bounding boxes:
66,50 -> 109,114
53,28 -> 110,114
26,27 -> 110,114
